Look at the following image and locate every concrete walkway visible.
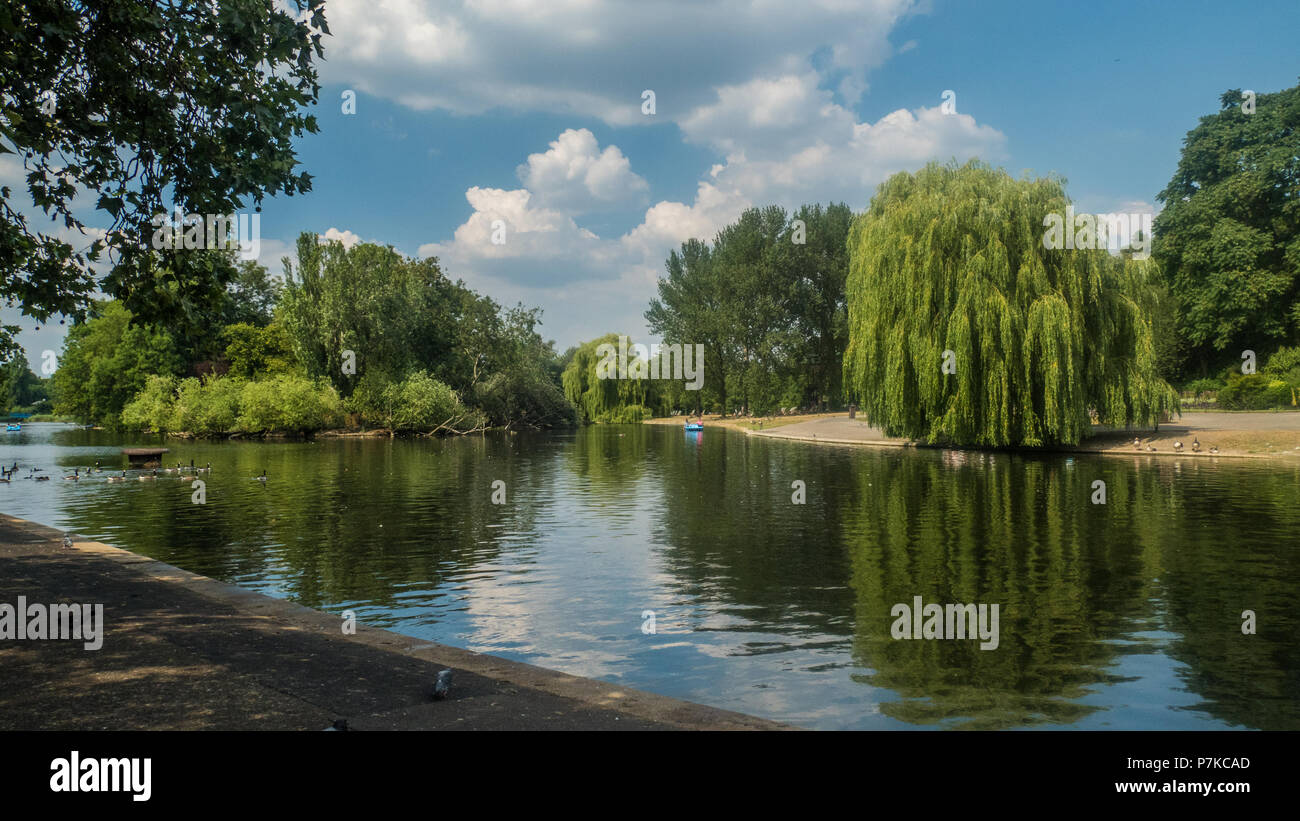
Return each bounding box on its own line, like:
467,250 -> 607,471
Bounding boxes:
0,515 -> 787,731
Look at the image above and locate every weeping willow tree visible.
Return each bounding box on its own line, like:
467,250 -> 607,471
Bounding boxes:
561,334 -> 652,423
843,161 -> 1177,447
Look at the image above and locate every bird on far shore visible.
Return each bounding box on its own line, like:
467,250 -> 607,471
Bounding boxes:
1209,446 -> 1219,454
1191,438 -> 1201,452
1146,445 -> 1156,452
1133,437 -> 1141,450
62,533 -> 73,550
1173,441 -> 1183,452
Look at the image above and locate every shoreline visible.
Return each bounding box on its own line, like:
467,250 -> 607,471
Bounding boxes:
0,514 -> 789,731
645,412 -> 1300,460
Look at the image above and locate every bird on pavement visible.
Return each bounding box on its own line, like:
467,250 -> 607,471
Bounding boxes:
433,669 -> 453,701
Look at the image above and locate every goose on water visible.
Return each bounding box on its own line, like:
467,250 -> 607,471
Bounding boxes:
107,471 -> 127,483
138,469 -> 158,481
256,470 -> 267,483
63,467 -> 80,481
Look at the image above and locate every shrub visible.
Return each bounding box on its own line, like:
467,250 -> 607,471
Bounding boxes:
1183,377 -> 1225,398
170,375 -> 244,434
387,371 -> 479,432
237,375 -> 342,433
121,375 -> 177,431
1264,346 -> 1300,376
345,371 -> 482,432
1217,374 -> 1299,409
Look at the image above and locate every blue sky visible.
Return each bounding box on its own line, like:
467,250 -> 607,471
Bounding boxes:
5,0 -> 1298,366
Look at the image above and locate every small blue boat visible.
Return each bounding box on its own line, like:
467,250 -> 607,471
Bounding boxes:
4,424 -> 20,432
684,423 -> 704,432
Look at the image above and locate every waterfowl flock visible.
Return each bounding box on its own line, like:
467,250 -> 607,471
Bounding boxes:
0,460 -> 233,487
1132,436 -> 1220,455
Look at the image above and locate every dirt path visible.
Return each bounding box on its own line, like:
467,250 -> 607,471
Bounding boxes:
650,411 -> 1300,459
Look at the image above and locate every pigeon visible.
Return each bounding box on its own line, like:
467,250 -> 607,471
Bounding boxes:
433,669 -> 453,700
323,719 -> 349,731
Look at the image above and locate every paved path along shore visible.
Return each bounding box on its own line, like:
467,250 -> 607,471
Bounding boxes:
742,411 -> 1300,458
0,516 -> 787,731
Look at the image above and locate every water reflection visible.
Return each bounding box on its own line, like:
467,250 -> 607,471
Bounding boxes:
1,423 -> 1296,729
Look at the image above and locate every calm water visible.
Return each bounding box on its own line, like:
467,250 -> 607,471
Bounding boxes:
2,422 -> 1297,729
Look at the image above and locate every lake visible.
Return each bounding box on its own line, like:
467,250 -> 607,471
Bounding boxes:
2,422 -> 1297,729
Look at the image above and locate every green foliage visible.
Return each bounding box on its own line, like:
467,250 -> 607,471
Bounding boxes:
1264,346 -> 1300,378
169,375 -> 245,434
646,202 -> 852,414
0,356 -> 48,413
562,334 -> 652,423
52,302 -> 182,426
223,322 -> 298,379
280,235 -> 463,392
0,1 -> 328,357
236,375 -> 342,434
844,161 -> 1178,447
121,374 -> 178,432
1217,374 -> 1298,409
1152,82 -> 1300,374
475,367 -> 576,429
1183,377 -> 1225,398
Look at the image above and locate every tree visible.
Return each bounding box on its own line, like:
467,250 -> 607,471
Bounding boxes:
843,161 -> 1176,447
52,301 -> 181,426
279,235 -> 460,393
1153,82 -> 1300,377
561,334 -> 651,423
0,355 -> 47,412
0,0 -> 328,358
647,204 -> 852,415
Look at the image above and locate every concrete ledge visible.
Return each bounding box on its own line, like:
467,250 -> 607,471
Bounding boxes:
0,514 -> 789,731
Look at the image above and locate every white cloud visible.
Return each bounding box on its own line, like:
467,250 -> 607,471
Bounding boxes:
319,227 -> 363,248
517,128 -> 647,212
419,99 -> 1007,348
320,0 -> 918,125
682,74 -> 1007,208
